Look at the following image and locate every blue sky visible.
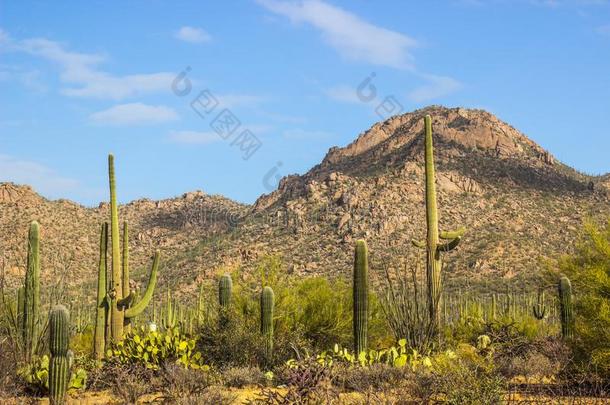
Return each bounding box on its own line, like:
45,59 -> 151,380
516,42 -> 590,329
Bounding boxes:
1,0 -> 609,206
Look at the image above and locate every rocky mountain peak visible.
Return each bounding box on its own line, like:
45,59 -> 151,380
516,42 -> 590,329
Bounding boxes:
322,106 -> 553,166
0,183 -> 44,205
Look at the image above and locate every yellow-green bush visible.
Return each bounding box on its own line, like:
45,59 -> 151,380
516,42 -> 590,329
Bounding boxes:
108,326 -> 205,370
551,220 -> 610,379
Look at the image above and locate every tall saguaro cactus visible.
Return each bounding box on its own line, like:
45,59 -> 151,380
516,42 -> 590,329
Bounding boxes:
219,274 -> 232,308
93,154 -> 159,351
49,305 -> 70,405
108,154 -> 124,342
412,115 -> 465,333
353,239 -> 369,355
94,223 -> 108,360
23,220 -> 41,362
261,286 -> 274,364
558,276 -> 573,339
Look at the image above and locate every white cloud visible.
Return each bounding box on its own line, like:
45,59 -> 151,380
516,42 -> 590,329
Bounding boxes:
596,24 -> 610,35
217,93 -> 267,108
0,65 -> 47,91
175,26 -> 212,44
0,154 -> 79,197
1,32 -> 174,100
283,128 -> 334,140
408,74 -> 463,103
168,130 -> 220,144
325,84 -> 369,104
90,103 -> 178,126
257,0 -> 417,69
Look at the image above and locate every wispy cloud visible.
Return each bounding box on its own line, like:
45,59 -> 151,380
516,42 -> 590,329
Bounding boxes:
257,0 -> 417,69
0,154 -> 79,197
324,85 -> 364,104
217,93 -> 267,108
0,65 -> 48,92
1,30 -> 174,100
168,130 -> 220,144
283,128 -> 334,140
90,103 -> 178,126
175,26 -> 212,44
596,24 -> 610,35
408,74 -> 463,103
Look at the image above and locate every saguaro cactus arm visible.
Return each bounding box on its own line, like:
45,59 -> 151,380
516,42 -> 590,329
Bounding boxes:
412,239 -> 426,249
437,237 -> 462,252
124,250 -> 160,319
440,227 -> 466,240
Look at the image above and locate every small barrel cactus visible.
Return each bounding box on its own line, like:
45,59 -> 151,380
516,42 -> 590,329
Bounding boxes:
260,286 -> 275,364
49,305 -> 70,405
558,276 -> 574,339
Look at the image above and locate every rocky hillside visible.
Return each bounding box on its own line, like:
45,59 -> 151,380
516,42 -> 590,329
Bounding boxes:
1,106 -> 608,298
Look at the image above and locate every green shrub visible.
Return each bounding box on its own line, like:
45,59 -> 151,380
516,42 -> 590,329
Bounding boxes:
551,220 -> 610,379
159,362 -> 219,401
417,344 -> 505,404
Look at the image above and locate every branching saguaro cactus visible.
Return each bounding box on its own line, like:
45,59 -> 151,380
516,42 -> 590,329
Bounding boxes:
93,155 -> 160,352
260,286 -> 274,365
353,239 -> 369,355
49,305 -> 70,405
23,221 -> 41,362
558,276 -> 574,339
412,115 -> 465,332
533,289 -> 547,320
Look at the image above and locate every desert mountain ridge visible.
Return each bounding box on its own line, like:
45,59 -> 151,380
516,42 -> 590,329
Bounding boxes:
1,106 -> 609,300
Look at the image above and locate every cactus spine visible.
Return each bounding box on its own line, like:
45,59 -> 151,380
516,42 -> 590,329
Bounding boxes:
94,223 -> 108,360
49,305 -> 70,405
558,276 -> 574,339
412,116 -> 464,332
353,239 -> 369,355
533,289 -> 547,320
260,286 -> 275,364
23,221 -> 41,362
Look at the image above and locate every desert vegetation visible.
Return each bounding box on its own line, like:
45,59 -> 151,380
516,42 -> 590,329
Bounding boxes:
1,115 -> 608,404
